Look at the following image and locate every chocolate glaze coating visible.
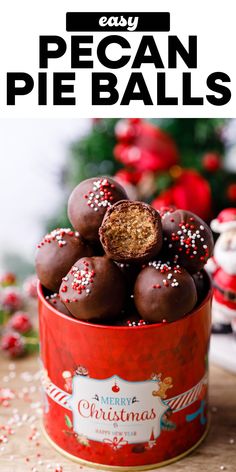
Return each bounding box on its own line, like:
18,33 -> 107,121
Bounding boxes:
35,228 -> 93,292
112,294 -> 140,326
68,177 -> 128,242
115,262 -> 141,295
59,256 -> 126,321
192,269 -> 209,306
162,209 -> 214,273
45,292 -> 72,317
134,261 -> 197,323
99,200 -> 163,263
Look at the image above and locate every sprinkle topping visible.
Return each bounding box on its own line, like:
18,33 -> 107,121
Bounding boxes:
84,178 -> 116,212
148,261 -> 181,288
169,217 -> 209,262
45,293 -> 59,305
159,207 -> 175,219
37,228 -> 79,249
126,319 -> 147,327
64,262 -> 95,299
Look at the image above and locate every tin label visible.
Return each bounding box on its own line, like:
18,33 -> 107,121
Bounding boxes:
68,375 -> 168,445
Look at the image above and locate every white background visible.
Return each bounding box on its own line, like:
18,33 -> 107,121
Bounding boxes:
0,0 -> 235,118
0,119 -> 89,270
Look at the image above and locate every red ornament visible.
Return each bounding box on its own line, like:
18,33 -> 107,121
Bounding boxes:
0,288 -> 23,312
1,332 -> 25,357
152,170 -> 212,221
114,169 -> 142,185
114,119 -> 179,173
23,275 -> 38,298
112,382 -> 120,393
202,152 -> 221,172
227,183 -> 236,202
115,118 -> 141,142
0,272 -> 16,287
9,311 -> 33,334
152,189 -> 174,210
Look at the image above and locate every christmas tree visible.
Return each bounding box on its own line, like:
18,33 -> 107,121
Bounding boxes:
47,118 -> 236,230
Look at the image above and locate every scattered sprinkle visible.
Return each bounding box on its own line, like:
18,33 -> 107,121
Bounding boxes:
71,264 -> 95,296
37,228 -> 79,249
166,216 -> 209,263
84,178 -> 115,212
149,261 -> 180,288
126,319 -> 147,327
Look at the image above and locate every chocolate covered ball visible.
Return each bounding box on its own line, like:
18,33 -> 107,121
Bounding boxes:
99,201 -> 162,263
134,261 -> 197,323
68,177 -> 128,242
45,292 -> 72,317
35,228 -> 93,292
162,209 -> 214,273
59,256 -> 126,321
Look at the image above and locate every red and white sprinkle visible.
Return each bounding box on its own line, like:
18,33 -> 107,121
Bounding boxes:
169,217 -> 209,263
148,261 -> 180,288
37,228 -> 79,249
126,319 -> 147,327
70,263 -> 95,297
84,178 -> 115,212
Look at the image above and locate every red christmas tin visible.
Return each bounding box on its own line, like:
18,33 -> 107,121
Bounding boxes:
38,278 -> 212,470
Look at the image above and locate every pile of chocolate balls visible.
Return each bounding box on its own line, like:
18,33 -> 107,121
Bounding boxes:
35,177 -> 213,326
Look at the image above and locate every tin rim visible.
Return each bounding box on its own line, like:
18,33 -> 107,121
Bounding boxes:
42,420 -> 210,471
37,271 -> 212,331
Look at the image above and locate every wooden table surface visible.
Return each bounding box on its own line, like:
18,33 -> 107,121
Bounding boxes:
0,357 -> 235,472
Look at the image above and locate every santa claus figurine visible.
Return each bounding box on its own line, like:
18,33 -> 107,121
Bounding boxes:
206,208 -> 236,335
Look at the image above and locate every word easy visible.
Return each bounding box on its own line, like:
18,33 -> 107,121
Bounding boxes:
99,16 -> 139,32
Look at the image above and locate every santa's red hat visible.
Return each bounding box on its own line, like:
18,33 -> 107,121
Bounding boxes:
211,208 -> 236,233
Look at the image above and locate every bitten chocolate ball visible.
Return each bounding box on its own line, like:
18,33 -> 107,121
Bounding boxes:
35,228 -> 93,292
134,261 -> 197,323
59,256 -> 126,321
99,201 -> 162,263
162,209 -> 214,273
68,177 -> 128,242
45,292 -> 72,317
